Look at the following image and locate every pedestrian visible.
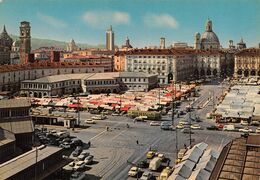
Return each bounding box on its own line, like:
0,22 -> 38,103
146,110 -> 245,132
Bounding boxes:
133,119 -> 136,123
136,140 -> 139,145
88,141 -> 91,147
106,126 -> 109,131
149,146 -> 151,151
184,144 -> 187,149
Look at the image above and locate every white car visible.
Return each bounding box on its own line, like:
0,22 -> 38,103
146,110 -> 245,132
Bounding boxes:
128,166 -> 140,177
73,161 -> 86,171
239,127 -> 253,133
112,113 -> 120,116
150,121 -> 160,126
85,119 -> 96,124
256,127 -> 260,133
191,124 -> 202,130
240,120 -> 249,126
140,171 -> 153,180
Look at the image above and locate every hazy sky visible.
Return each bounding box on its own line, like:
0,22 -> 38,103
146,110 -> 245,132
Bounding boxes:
0,0 -> 259,48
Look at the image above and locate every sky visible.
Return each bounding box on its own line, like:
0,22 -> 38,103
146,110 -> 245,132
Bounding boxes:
0,0 -> 259,48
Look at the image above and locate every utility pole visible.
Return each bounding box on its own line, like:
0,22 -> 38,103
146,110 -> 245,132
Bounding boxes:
171,80 -> 178,160
77,95 -> 80,126
189,111 -> 192,147
34,146 -> 38,180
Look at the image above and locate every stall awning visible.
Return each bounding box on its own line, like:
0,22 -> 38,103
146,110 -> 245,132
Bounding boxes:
68,104 -> 82,108
120,107 -> 130,111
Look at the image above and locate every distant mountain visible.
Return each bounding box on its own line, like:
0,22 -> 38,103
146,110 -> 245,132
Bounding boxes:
10,34 -> 105,50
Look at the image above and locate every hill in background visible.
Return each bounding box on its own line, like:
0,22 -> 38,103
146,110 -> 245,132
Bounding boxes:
10,35 -> 105,50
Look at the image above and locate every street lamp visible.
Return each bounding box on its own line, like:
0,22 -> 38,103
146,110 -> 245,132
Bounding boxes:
171,80 -> 179,160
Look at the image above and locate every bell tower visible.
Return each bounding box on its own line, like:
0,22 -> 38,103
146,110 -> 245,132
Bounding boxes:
19,21 -> 31,64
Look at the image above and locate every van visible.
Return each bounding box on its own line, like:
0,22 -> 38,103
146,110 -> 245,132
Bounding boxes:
149,157 -> 162,171
223,124 -> 235,131
159,167 -> 173,180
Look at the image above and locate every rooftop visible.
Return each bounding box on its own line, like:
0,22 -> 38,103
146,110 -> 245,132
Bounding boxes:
210,135 -> 260,180
0,61 -> 104,73
235,48 -> 260,56
0,145 -> 62,179
0,99 -> 31,108
115,48 -> 225,56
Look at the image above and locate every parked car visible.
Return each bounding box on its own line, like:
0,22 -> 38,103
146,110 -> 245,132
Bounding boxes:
217,124 -> 224,129
190,124 -> 202,130
92,115 -> 107,120
239,127 -> 253,133
150,121 -> 160,126
140,171 -> 153,180
77,154 -> 88,161
84,155 -> 94,165
251,120 -> 260,126
146,151 -> 156,159
85,119 -> 96,124
157,153 -> 166,161
80,150 -> 90,156
137,160 -> 148,168
223,124 -> 235,131
71,139 -> 83,147
160,122 -> 171,130
159,167 -> 173,180
128,166 -> 141,177
73,161 -> 86,171
72,146 -> 83,157
241,120 -> 249,126
149,157 -> 162,171
70,171 -> 85,180
59,142 -> 71,149
207,125 -> 219,130
176,124 -> 184,129
256,127 -> 260,133
179,120 -> 189,125
181,128 -> 194,134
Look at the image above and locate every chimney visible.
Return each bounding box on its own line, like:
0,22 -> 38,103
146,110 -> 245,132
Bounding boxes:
160,37 -> 165,49
50,51 -> 60,62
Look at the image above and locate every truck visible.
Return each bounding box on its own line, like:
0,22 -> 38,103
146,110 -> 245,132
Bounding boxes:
149,157 -> 162,171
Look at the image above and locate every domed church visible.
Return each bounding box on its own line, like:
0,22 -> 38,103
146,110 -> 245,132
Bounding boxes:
194,19 -> 220,50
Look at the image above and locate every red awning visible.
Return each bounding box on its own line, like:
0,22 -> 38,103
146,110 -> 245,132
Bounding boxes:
120,107 -> 130,111
68,104 -> 82,108
111,103 -> 118,107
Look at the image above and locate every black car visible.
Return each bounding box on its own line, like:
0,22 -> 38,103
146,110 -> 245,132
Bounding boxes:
137,160 -> 148,168
207,125 -> 219,130
70,138 -> 83,147
72,146 -> 83,157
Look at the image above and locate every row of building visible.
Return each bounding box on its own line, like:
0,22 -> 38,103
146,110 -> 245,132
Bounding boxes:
20,72 -> 158,97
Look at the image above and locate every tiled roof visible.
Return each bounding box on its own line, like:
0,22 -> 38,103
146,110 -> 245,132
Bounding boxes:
235,48 -> 260,56
0,61 -> 104,73
115,48 -> 225,56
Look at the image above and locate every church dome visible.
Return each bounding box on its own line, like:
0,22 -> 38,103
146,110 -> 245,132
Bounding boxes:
201,31 -> 219,44
200,19 -> 220,49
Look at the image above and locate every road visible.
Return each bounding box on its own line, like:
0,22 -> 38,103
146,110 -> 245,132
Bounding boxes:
52,79 -> 241,180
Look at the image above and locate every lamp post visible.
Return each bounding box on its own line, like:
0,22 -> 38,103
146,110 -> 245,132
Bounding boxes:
171,80 -> 178,160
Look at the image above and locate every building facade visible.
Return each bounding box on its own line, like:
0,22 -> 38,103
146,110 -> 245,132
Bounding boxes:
20,72 -> 158,97
0,26 -> 13,65
19,21 -> 31,64
63,55 -> 113,72
0,61 -> 104,93
106,25 -> 114,51
234,48 -> 260,78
